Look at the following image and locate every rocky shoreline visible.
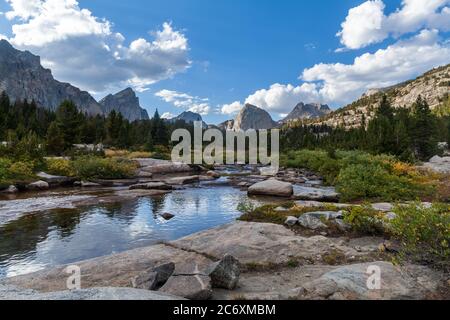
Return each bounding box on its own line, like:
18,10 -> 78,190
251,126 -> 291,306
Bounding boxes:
1,158 -> 449,300
1,221 -> 448,300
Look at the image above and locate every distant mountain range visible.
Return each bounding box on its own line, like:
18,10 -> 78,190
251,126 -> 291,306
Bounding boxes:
0,40 -> 148,121
168,111 -> 207,127
281,103 -> 331,123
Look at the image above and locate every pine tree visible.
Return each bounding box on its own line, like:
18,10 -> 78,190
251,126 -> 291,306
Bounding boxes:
55,100 -> 81,149
46,122 -> 65,155
411,96 -> 438,160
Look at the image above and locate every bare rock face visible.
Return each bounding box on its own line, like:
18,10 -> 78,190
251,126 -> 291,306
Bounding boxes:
232,104 -> 276,131
0,40 -> 103,116
282,103 -> 331,123
99,88 -> 149,122
159,275 -> 212,300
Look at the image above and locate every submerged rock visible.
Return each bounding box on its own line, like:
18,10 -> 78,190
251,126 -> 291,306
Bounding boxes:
207,254 -> 240,290
159,213 -> 175,220
248,179 -> 293,197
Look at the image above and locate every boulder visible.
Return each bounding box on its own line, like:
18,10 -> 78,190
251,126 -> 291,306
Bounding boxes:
159,213 -> 175,220
1,185 -> 18,194
301,262 -> 445,300
159,275 -> 212,300
36,172 -> 75,187
129,182 -> 172,190
136,159 -> 193,174
165,176 -> 200,185
297,214 -> 327,230
248,179 -> 293,197
371,203 -> 394,212
131,262 -> 175,290
285,216 -> 298,226
207,254 -> 240,290
293,186 -> 340,202
26,180 -> 50,191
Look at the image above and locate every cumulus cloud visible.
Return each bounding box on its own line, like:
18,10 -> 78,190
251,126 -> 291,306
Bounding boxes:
303,29 -> 450,104
155,89 -> 211,115
220,101 -> 243,115
338,0 -> 450,49
3,0 -> 190,94
245,83 -> 322,114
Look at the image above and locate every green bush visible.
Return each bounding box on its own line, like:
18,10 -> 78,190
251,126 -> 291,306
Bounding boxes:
72,156 -> 138,180
343,206 -> 385,235
45,158 -> 76,177
281,150 -> 434,201
391,203 -> 450,268
0,158 -> 35,186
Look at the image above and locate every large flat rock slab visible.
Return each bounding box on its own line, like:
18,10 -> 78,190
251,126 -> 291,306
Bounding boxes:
3,244 -> 213,293
0,285 -> 183,300
171,222 -> 369,265
135,158 -> 193,174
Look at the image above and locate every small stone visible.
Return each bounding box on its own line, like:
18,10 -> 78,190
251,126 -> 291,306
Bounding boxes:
159,213 -> 175,220
207,254 -> 240,290
275,206 -> 288,212
1,185 -> 18,194
371,203 -> 394,212
206,171 -> 220,179
81,181 -> 101,188
297,214 -> 328,230
285,216 -> 298,227
384,212 -> 397,221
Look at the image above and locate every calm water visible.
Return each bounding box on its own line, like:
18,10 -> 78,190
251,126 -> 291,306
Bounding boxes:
0,185 -> 253,278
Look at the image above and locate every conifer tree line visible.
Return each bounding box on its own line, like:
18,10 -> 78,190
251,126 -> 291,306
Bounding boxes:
281,95 -> 450,161
0,92 -> 189,155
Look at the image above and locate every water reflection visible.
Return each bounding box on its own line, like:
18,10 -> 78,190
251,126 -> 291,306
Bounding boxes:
0,186 -> 250,278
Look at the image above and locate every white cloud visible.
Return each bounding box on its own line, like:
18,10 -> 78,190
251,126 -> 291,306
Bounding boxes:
161,112 -> 175,119
0,34 -> 7,40
303,29 -> 450,105
155,89 -> 211,115
338,0 -> 450,49
244,83 -> 322,114
3,0 -> 190,94
220,101 -> 242,115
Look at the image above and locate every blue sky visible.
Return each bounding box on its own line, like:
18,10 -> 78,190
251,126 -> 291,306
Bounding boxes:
0,0 -> 449,124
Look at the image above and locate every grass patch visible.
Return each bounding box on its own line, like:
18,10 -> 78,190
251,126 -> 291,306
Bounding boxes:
45,158 -> 76,177
343,206 -> 386,236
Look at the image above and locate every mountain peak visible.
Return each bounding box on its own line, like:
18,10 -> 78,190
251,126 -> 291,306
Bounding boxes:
99,88 -> 149,121
233,104 -> 276,130
282,102 -> 331,123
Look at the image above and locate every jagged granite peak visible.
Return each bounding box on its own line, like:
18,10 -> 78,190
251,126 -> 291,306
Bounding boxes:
170,111 -> 208,127
232,104 -> 277,131
0,39 -> 103,116
282,102 -> 331,122
99,88 -> 149,121
218,119 -> 235,131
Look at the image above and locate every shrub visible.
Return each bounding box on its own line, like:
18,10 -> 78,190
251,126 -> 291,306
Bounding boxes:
343,206 -> 385,235
128,151 -> 152,159
45,158 -> 76,177
390,203 -> 450,268
0,160 -> 35,185
72,156 -> 138,180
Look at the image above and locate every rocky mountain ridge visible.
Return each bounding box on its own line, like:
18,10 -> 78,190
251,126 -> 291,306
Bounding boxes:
0,40 -> 148,121
232,104 -> 277,131
281,103 -> 331,123
308,64 -> 450,129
